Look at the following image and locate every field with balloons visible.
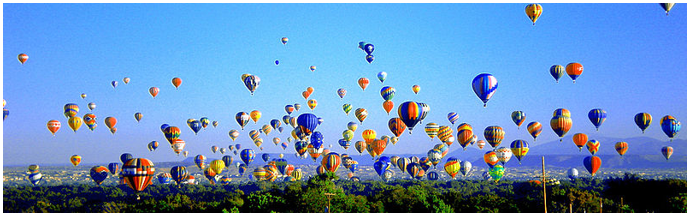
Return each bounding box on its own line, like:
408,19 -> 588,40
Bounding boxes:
3,3 -> 687,213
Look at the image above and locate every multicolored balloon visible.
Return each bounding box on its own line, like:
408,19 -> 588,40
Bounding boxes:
18,53 -> 28,64
614,142 -> 628,157
634,112 -> 652,133
398,101 -> 424,134
489,165 -> 505,182
90,166 -> 109,185
236,112 -> 250,130
484,126 -> 505,148
510,140 -> 529,164
527,122 -> 542,141
660,115 -> 681,141
472,73 -> 498,107
134,112 -> 143,122
550,65 -> 565,83
551,115 -> 572,141
566,62 -> 583,83
412,85 -> 420,94
661,3 -> 675,15
588,109 -> 607,131
121,158 -> 155,192
355,108 -> 368,124
337,88 -> 347,99
525,3 -> 543,25
243,74 -> 260,95
377,71 -> 387,83
583,156 -> 601,176
511,111 -> 526,129
662,146 -> 673,160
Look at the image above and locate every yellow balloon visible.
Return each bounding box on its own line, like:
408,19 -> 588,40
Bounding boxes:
210,160 -> 225,174
68,116 -> 82,132
250,110 -> 262,124
362,129 -> 376,144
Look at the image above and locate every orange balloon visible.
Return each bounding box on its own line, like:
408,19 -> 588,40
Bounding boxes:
306,87 -> 314,94
572,133 -> 588,151
382,101 -> 394,115
47,120 -> 61,136
358,78 -> 369,91
372,139 -> 388,156
362,129 -> 376,144
149,87 -> 159,98
302,91 -> 311,100
104,117 -> 117,129
565,63 -> 583,83
18,53 -> 28,64
172,77 -> 182,89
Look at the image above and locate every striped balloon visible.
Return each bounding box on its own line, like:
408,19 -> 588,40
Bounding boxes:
235,112 -> 250,130
447,112 -> 459,125
63,103 -> 79,119
342,104 -> 353,115
444,157 -> 461,179
437,125 -> 453,143
484,151 -> 498,168
322,152 -> 342,173
253,167 -> 267,181
122,158 -> 155,192
588,109 -> 607,131
397,157 -> 410,173
660,116 -> 681,141
550,65 -> 565,83
527,122 -> 542,141
243,75 -> 260,95
614,142 -> 628,157
566,63 -> 584,83
471,73 -> 498,107
511,111 -> 526,129
355,108 -> 368,124
661,146 -> 673,160
380,86 -> 395,101
484,126 -> 505,148
551,115 -> 572,141
457,123 -> 473,132
398,101 -> 424,134
425,123 -> 439,140
583,156 -> 601,176
337,88 -> 346,99
457,129 -> 473,149
510,140 -> 529,164
419,157 -> 432,172
418,103 -> 430,123
634,112 -> 652,134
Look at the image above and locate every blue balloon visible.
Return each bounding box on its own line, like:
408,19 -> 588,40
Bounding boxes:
366,55 -> 374,63
158,174 -> 173,184
427,171 -> 439,181
374,160 -> 389,176
238,163 -> 247,176
275,60 -> 279,65
318,117 -> 323,125
338,139 -> 350,149
3,109 -> 8,121
189,120 -> 202,135
278,127 -> 284,133
107,162 -> 121,175
262,153 -> 270,162
241,149 -> 255,166
364,44 -> 375,55
297,113 -> 319,136
120,153 -> 133,164
160,124 -> 170,132
377,156 -> 391,166
311,131 -> 324,149
471,73 -> 498,107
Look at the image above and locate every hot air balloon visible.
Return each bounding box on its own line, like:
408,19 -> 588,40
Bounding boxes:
261,153 -> 270,162
28,172 -> 42,186
437,125 -> 453,143
274,60 -> 279,65
147,87 -> 160,98
229,130 -> 239,141
157,173 -> 173,184
567,168 -> 579,180
373,160 -> 389,177
212,121 -> 218,128
427,149 -> 442,168
134,112 -> 143,123
188,119 -> 201,135
195,155 -> 207,170
90,166 -> 109,185
372,139 -> 388,157
108,163 -> 120,176
120,153 -> 133,164
335,88 -> 347,100
366,54 -> 375,63
238,164 -> 247,177
573,133 -> 588,151
511,111 -> 526,129
281,37 -> 288,44
111,81 -> 118,88
18,53 -> 28,64
380,86 -> 395,101
246,110 -> 261,124
614,142 -> 628,157
411,85 -> 421,94
63,103 -> 79,119
510,140 -> 529,164
377,71 -> 387,83
446,112 -> 459,125
70,155 -> 81,166
85,102 -> 96,111
521,122 -> 540,142
660,3 -> 675,15
424,123 -> 439,140
525,3 -> 543,25
586,140 -> 600,155
307,99 -> 317,111
472,73 -> 498,107
170,166 -> 188,186
662,146 -> 673,160
123,77 -> 130,84
148,141 -> 159,151
660,115 -> 681,141
550,65 -> 565,83
171,77 -> 182,89
322,152 -> 342,172
241,149 -> 255,166
484,151 -> 498,168
80,93 -> 87,99
551,115 -> 572,141
457,129 -> 473,149
198,117 -> 209,129
495,147 -> 513,165
210,160 -> 225,174
68,116 -> 82,132
388,118 -> 407,138
297,113 -> 319,136
484,126 -> 505,148
243,75 -> 260,95
634,112 -> 652,133
294,103 -> 301,111
47,120 -> 61,136
444,157 -> 461,179
460,161 -> 472,177
204,167 -> 220,185
171,139 -> 186,155
355,108 -> 368,124
362,129 -> 377,145
489,165 -> 505,182
566,63 -> 583,83
477,140 -> 486,150
382,100 -> 394,115
236,112 -> 250,130
121,158 -> 155,195
310,66 -> 316,72
588,109 -> 607,131
583,156 -> 601,176
354,141 -> 366,155
358,78 -> 369,91
398,101 -> 424,134
104,116 -> 117,131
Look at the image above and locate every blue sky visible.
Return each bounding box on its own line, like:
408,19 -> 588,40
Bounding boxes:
3,3 -> 686,165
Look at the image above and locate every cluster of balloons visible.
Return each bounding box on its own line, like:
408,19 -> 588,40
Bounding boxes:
358,42 -> 375,63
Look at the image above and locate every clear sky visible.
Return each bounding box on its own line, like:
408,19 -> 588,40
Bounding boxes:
3,3 -> 686,166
